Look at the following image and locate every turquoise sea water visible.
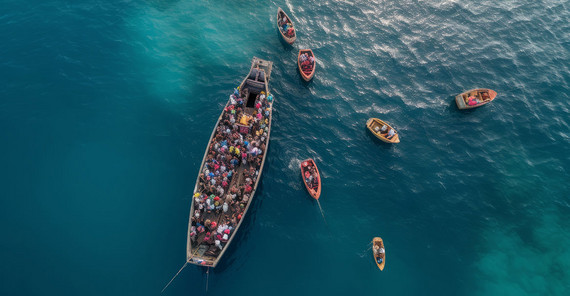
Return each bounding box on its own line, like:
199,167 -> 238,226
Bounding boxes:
1,0 -> 569,295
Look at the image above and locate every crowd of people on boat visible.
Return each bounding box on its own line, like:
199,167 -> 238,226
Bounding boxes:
189,86 -> 272,256
279,13 -> 295,37
298,52 -> 315,75
302,161 -> 319,190
465,91 -> 490,106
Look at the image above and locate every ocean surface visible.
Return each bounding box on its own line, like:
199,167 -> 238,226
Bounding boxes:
1,0 -> 569,295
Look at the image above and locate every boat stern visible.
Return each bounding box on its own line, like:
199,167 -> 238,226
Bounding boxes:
455,94 -> 467,109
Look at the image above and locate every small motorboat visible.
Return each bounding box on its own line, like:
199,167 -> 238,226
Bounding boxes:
277,7 -> 296,44
298,49 -> 316,81
455,88 -> 497,109
366,118 -> 400,143
372,237 -> 385,271
300,158 -> 321,200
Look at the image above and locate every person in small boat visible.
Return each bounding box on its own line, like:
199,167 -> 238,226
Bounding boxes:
287,26 -> 295,37
304,169 -> 313,186
467,95 -> 479,106
373,244 -> 385,263
311,176 -> 318,189
379,124 -> 389,136
301,58 -> 312,73
386,128 -> 396,139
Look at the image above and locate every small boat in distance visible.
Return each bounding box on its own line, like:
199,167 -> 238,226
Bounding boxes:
300,159 -> 321,200
372,237 -> 385,270
277,7 -> 296,44
298,49 -> 316,81
366,118 -> 400,143
455,88 -> 497,110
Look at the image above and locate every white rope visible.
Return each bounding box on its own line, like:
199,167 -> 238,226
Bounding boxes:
316,200 -> 327,225
358,241 -> 374,257
161,262 -> 188,293
205,267 -> 210,293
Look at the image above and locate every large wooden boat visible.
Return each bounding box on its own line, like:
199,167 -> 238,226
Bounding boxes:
455,88 -> 497,110
372,237 -> 385,271
300,159 -> 321,200
298,49 -> 316,81
277,7 -> 296,44
186,57 -> 274,267
366,118 -> 400,143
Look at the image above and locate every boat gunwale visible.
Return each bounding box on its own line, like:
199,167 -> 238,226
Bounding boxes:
186,57 -> 274,267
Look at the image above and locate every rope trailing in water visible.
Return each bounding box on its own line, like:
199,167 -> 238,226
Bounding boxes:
205,267 -> 210,293
161,262 -> 188,293
358,241 -> 374,257
161,246 -> 203,293
316,200 -> 327,225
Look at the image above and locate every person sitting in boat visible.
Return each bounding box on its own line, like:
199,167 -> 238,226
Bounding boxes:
301,59 -> 312,71
374,245 -> 385,263
280,15 -> 288,28
286,26 -> 295,37
311,176 -> 318,188
299,53 -> 307,63
308,55 -> 315,65
467,95 -> 479,106
304,170 -> 314,188
379,124 -> 389,136
386,128 -> 396,139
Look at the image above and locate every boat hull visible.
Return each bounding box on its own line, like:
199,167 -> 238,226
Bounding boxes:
300,159 -> 321,200
277,8 -> 296,44
366,118 -> 400,143
186,57 -> 274,267
298,49 -> 316,81
455,88 -> 497,109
